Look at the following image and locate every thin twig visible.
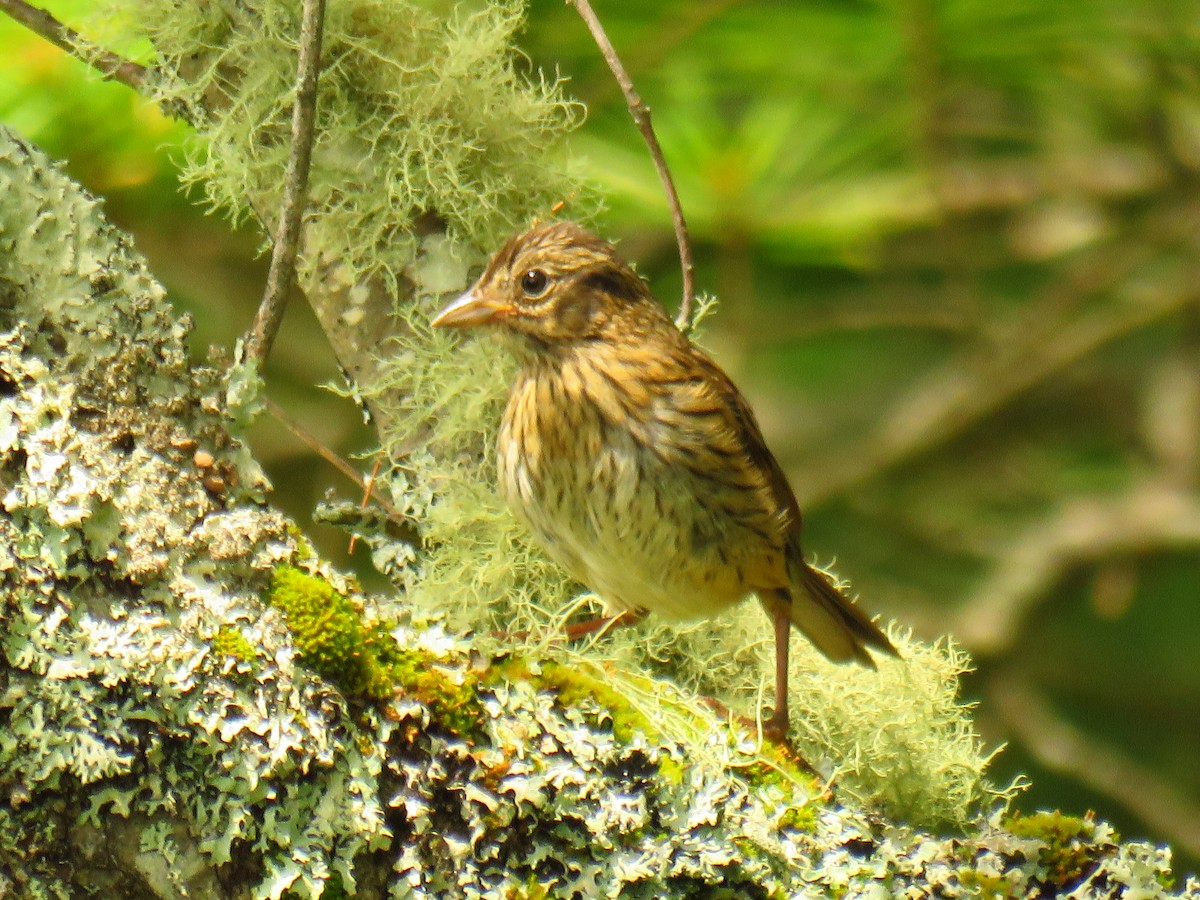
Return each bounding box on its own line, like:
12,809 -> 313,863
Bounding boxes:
797,247 -> 1196,508
0,0 -> 148,90
567,0 -> 696,329
245,0 -> 327,365
347,456 -> 383,554
263,396 -> 408,528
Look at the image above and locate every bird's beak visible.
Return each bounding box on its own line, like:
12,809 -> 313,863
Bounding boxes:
431,290 -> 510,328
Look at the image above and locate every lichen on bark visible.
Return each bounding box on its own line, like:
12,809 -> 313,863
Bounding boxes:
2,122 -> 1198,900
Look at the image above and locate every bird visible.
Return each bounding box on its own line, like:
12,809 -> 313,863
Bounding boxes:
432,221 -> 897,738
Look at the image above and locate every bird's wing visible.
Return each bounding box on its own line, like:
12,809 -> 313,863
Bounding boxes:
674,344 -> 804,538
680,345 -> 898,660
606,337 -> 804,557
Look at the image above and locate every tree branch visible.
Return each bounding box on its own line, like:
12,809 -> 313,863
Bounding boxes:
0,0 -> 147,90
797,245 -> 1196,508
245,0 -> 327,365
567,0 -> 696,329
952,482 -> 1200,656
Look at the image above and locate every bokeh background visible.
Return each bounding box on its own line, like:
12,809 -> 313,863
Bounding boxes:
2,0 -> 1198,871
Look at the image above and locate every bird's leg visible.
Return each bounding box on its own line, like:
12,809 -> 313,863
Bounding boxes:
563,609 -> 646,640
762,594 -> 792,743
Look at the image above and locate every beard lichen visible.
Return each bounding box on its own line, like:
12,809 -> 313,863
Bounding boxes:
103,0 -> 586,289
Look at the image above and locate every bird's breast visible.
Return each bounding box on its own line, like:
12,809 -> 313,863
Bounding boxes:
497,358 -> 788,620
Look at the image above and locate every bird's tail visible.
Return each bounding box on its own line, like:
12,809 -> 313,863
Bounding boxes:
786,562 -> 899,667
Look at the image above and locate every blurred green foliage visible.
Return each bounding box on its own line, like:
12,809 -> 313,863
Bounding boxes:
2,0 -> 1198,871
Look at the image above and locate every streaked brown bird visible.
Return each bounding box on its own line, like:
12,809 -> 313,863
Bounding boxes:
433,222 -> 897,737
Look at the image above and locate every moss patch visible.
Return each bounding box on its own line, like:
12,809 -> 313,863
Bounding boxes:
210,624 -> 259,672
957,869 -> 1016,899
390,647 -> 483,736
1006,810 -> 1105,888
266,565 -> 484,734
488,657 -> 658,744
266,565 -> 399,701
734,738 -> 822,834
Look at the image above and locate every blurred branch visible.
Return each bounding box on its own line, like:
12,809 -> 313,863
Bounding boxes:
573,0 -> 740,107
953,482 -> 1200,656
0,0 -> 147,90
896,0 -> 985,329
566,0 -> 696,328
989,670 -> 1200,860
245,0 -> 326,365
1143,352 -> 1200,489
798,243 -> 1196,507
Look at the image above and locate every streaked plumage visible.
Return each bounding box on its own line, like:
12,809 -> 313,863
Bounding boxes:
433,222 -> 897,736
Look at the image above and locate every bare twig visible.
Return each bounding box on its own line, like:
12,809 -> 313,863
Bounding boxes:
245,0 -> 327,365
567,0 -> 696,329
0,0 -> 148,90
347,456 -> 383,554
263,396 -> 409,530
989,671 -> 1200,860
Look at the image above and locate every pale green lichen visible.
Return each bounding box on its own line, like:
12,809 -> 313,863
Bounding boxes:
0,124 -> 383,899
99,0 -> 588,290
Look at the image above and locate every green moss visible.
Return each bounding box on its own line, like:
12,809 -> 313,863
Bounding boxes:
1006,810 -> 1089,843
209,624 -> 259,673
736,745 -> 822,834
389,647 -> 483,737
285,522 -> 316,562
539,660 -> 657,744
657,754 -> 686,788
505,877 -> 552,900
1006,811 -> 1102,887
489,657 -> 657,744
266,565 -> 484,734
778,803 -> 817,834
266,565 -> 397,701
957,869 -> 1016,899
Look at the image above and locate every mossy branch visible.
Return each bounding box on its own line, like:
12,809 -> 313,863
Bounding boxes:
3,121 -> 1198,900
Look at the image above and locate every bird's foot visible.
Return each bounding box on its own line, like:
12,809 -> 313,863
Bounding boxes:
762,712 -> 792,747
700,698 -> 825,782
562,609 -> 645,640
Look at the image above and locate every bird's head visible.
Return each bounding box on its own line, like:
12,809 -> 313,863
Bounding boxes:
431,222 -> 655,346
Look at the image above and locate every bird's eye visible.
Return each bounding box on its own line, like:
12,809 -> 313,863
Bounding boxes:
520,269 -> 550,298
